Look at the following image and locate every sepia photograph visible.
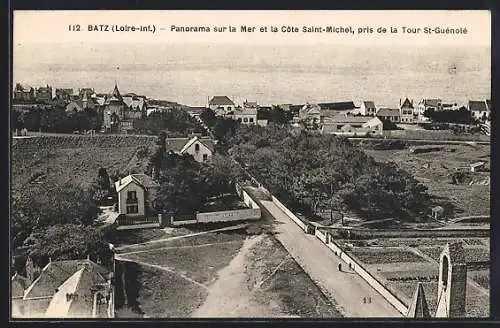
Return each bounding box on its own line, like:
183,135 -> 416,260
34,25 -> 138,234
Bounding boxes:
10,10 -> 491,319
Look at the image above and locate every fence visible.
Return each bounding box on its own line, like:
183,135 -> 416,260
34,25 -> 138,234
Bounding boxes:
115,215 -> 159,226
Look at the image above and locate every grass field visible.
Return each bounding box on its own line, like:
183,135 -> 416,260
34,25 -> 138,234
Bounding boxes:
361,143 -> 490,217
12,135 -> 157,195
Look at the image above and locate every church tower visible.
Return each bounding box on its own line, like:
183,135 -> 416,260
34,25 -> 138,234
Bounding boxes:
435,242 -> 467,318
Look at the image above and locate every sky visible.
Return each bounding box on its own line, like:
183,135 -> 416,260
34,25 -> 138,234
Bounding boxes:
13,10 -> 491,47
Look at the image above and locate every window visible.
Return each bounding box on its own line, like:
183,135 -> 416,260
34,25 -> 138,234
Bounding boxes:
126,204 -> 139,214
249,118 -> 254,123
195,143 -> 200,151
243,118 -> 248,123
237,118 -> 242,122
127,191 -> 137,201
203,154 -> 208,161
126,190 -> 139,214
227,106 -> 232,110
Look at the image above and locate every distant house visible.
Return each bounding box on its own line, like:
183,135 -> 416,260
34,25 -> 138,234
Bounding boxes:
35,85 -> 53,103
298,103 -> 321,127
431,206 -> 444,220
400,98 -> 415,123
122,93 -> 147,112
115,173 -> 160,217
322,114 -> 383,136
318,101 -> 357,111
469,161 -> 485,172
359,101 -> 377,116
102,83 -> 142,133
12,259 -> 114,318
165,136 -> 215,163
243,100 -> 259,109
232,107 -> 258,125
78,88 -> 95,99
13,84 -> 35,102
417,99 -> 442,114
208,96 -> 235,116
55,88 -> 74,102
468,100 -> 490,121
376,108 -> 401,123
65,93 -> 96,115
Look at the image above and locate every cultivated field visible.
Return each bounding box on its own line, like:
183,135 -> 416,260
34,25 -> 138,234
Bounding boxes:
340,236 -> 490,317
11,135 -> 157,195
361,143 -> 491,218
115,227 -> 342,318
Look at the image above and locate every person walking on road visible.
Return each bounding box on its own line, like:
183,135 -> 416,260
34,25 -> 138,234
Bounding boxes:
338,263 -> 342,272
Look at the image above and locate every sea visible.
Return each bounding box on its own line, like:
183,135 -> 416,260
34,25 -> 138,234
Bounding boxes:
13,43 -> 490,108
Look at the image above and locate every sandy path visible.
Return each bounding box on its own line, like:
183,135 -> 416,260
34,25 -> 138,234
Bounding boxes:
191,235 -> 293,318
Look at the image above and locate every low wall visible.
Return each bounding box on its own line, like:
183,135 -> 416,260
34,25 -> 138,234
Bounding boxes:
271,196 -> 307,231
236,183 -> 260,209
321,227 -> 490,239
196,208 -> 261,223
319,230 -> 409,315
171,219 -> 198,226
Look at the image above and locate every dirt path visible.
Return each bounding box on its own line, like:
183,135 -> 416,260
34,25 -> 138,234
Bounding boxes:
191,235 -> 293,318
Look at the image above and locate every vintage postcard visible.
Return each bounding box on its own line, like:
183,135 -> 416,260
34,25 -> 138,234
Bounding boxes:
11,10 -> 491,319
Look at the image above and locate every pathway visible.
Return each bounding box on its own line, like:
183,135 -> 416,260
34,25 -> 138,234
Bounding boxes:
191,235 -> 294,318
259,199 -> 402,317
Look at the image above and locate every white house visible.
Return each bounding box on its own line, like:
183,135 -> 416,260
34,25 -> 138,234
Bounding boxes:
322,114 -> 383,136
232,107 -> 258,125
208,96 -> 235,116
165,136 -> 215,163
359,101 -> 377,116
400,97 -> 415,123
115,174 -> 160,217
376,108 -> 401,123
417,99 -> 442,115
179,136 -> 214,162
468,100 -> 490,121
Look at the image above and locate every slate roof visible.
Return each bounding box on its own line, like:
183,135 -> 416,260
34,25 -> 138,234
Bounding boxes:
469,100 -> 488,112
234,107 -> 258,116
44,265 -> 108,318
165,137 -> 215,153
421,99 -> 442,107
115,173 -> 159,193
318,101 -> 357,111
23,259 -> 109,300
377,108 -> 400,117
407,282 -> 431,318
209,96 -> 235,106
363,101 -> 376,110
401,98 -> 414,109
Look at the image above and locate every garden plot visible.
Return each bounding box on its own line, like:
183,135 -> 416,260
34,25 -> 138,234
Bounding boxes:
417,246 -> 490,263
346,247 -> 425,264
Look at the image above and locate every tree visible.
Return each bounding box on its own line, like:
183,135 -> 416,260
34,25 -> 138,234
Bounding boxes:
25,224 -> 114,269
97,168 -> 111,191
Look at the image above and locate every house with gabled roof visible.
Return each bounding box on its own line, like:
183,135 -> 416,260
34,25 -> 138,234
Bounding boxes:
359,101 -> 377,116
12,259 -> 114,318
165,136 -> 215,163
208,96 -> 235,116
115,173 -> 160,217
376,108 -> 401,123
468,100 -> 490,121
400,97 -> 415,123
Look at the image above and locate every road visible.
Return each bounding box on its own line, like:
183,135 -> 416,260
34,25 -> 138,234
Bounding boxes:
259,199 -> 402,318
